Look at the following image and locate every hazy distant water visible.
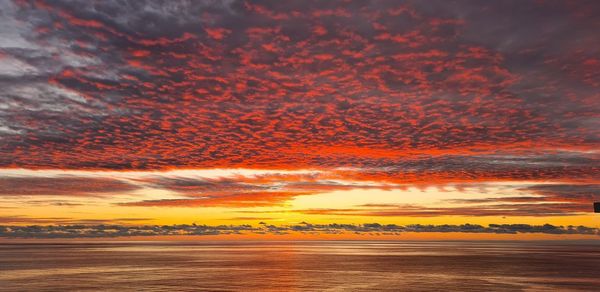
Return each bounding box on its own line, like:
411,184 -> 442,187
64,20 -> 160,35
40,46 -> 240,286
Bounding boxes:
1,241 -> 600,291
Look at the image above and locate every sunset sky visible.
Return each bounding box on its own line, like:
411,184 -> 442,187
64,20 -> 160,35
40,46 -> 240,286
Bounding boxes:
0,0 -> 599,238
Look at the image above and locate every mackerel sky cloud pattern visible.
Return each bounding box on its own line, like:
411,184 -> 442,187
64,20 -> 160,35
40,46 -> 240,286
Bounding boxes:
0,0 -> 599,222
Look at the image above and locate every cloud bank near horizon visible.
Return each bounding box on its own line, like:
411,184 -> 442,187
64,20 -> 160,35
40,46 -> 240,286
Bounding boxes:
1,222 -> 599,238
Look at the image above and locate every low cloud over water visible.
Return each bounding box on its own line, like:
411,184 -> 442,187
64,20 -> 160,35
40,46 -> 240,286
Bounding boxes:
1,222 -> 599,238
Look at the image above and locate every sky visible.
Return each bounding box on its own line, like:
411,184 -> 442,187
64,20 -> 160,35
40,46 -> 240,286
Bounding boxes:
0,0 -> 599,239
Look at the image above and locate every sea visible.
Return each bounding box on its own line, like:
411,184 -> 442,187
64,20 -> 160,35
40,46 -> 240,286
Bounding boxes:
1,241 -> 599,291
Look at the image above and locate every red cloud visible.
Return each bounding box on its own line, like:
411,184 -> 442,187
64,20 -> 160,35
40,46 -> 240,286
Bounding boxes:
204,27 -> 231,40
2,1 -> 599,201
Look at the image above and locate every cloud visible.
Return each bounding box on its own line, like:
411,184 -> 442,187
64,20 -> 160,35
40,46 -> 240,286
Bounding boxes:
118,191 -> 312,207
227,217 -> 274,221
298,202 -> 591,217
0,176 -> 139,197
0,215 -> 152,225
295,184 -> 600,217
140,176 -> 270,194
0,169 -> 597,211
522,184 -> 600,203
0,216 -> 71,224
1,222 -> 598,238
0,0 -> 597,173
0,1 -> 599,221
117,172 -> 408,207
439,184 -> 600,216
298,183 -> 600,217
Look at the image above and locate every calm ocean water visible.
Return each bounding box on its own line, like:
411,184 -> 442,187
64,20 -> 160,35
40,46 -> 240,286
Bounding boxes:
1,241 -> 599,291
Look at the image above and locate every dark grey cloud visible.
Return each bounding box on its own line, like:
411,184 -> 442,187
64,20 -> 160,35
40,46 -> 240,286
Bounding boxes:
141,176 -> 269,194
523,184 -> 600,201
442,184 -> 600,215
300,203 -> 591,217
1,222 -> 598,238
0,176 -> 138,196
